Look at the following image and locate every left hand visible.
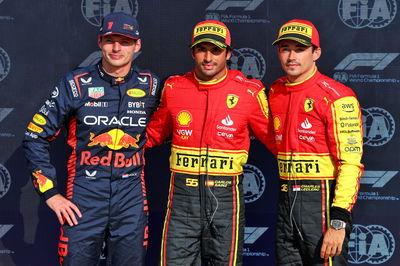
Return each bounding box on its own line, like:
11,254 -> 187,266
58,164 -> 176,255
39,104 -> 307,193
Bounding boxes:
320,227 -> 345,259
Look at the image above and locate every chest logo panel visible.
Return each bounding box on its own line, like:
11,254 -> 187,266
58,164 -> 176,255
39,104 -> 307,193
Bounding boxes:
88,87 -> 104,99
177,111 -> 192,127
304,98 -> 314,112
226,94 -> 239,109
127,88 -> 146,98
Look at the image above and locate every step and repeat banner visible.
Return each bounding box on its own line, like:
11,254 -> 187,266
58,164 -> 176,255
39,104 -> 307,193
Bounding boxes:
0,0 -> 399,265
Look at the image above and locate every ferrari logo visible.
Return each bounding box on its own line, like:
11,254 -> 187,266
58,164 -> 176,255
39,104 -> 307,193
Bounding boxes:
226,94 -> 239,108
304,98 -> 314,112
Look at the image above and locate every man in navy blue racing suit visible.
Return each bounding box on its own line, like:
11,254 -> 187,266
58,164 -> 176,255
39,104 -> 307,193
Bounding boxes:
22,12 -> 160,265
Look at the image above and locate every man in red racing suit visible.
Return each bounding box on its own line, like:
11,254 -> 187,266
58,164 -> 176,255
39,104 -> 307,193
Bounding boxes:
269,19 -> 364,265
146,20 -> 276,265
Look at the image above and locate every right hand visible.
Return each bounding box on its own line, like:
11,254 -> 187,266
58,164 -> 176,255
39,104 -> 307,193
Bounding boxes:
46,194 -> 82,226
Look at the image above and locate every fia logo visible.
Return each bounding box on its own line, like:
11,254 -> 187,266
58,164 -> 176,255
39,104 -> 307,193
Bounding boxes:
362,107 -> 395,146
81,0 -> 139,26
243,164 -> 266,203
228,48 -> 266,80
0,47 -> 11,82
0,164 -> 11,199
338,0 -> 397,29
348,224 -> 395,264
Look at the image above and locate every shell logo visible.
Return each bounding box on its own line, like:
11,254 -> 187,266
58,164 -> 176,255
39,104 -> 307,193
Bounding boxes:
33,114 -> 47,125
127,88 -> 146,98
273,116 -> 281,132
177,111 -> 192,127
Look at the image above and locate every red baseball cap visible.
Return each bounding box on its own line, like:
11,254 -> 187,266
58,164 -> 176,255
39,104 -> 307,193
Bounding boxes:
190,20 -> 231,49
272,19 -> 320,47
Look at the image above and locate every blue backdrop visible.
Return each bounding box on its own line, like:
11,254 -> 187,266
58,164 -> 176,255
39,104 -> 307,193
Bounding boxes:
0,0 -> 399,265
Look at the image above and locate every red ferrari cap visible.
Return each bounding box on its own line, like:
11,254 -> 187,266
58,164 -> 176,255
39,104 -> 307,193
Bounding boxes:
272,19 -> 320,47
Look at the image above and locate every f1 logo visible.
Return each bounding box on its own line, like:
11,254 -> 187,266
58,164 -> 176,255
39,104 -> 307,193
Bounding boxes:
244,227 -> 268,244
206,0 -> 263,11
335,53 -> 399,70
0,224 -> 13,239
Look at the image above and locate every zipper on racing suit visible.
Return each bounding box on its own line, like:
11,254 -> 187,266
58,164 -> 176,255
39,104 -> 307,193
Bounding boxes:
286,90 -> 304,241
199,88 -> 218,236
289,149 -> 303,241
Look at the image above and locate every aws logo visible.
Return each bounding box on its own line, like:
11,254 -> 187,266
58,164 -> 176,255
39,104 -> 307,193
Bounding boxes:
342,103 -> 355,112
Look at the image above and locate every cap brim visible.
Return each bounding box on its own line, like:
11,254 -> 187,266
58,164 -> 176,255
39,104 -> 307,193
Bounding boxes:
99,32 -> 139,40
272,36 -> 312,46
190,38 -> 227,49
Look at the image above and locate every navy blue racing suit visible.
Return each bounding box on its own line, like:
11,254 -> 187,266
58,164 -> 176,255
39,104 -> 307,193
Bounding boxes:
23,63 -> 160,265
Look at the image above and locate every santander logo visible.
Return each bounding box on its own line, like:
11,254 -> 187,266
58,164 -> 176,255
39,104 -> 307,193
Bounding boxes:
222,115 -> 234,126
301,118 -> 312,129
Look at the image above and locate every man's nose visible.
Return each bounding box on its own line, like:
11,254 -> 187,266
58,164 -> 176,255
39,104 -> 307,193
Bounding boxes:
204,50 -> 212,62
112,41 -> 121,51
288,50 -> 296,60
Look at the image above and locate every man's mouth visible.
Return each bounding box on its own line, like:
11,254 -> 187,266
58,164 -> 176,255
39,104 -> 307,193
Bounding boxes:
202,63 -> 215,70
110,54 -> 123,60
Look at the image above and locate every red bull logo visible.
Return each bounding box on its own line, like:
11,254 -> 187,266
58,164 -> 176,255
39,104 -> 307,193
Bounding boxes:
32,169 -> 54,193
80,151 -> 141,168
88,129 -> 140,150
118,133 -> 140,148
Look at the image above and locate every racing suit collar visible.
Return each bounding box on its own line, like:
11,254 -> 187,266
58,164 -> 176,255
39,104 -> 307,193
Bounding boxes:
193,69 -> 229,90
285,68 -> 321,91
97,62 -> 135,85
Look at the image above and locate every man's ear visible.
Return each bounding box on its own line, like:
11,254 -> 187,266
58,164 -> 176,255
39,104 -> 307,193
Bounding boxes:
313,47 -> 321,62
134,39 -> 142,53
226,48 -> 232,60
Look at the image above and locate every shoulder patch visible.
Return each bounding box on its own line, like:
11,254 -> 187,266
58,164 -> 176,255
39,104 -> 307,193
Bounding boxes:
317,75 -> 355,100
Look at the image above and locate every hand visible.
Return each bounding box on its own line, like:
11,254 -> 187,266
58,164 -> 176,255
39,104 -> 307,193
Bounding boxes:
320,227 -> 345,259
46,194 -> 82,226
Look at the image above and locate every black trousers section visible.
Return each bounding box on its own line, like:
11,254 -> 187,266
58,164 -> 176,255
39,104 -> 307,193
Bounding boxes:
161,173 -> 244,266
275,179 -> 350,266
59,177 -> 148,266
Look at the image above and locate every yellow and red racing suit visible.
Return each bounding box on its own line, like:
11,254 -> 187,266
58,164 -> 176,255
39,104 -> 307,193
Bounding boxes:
269,69 -> 364,265
146,69 -> 276,266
